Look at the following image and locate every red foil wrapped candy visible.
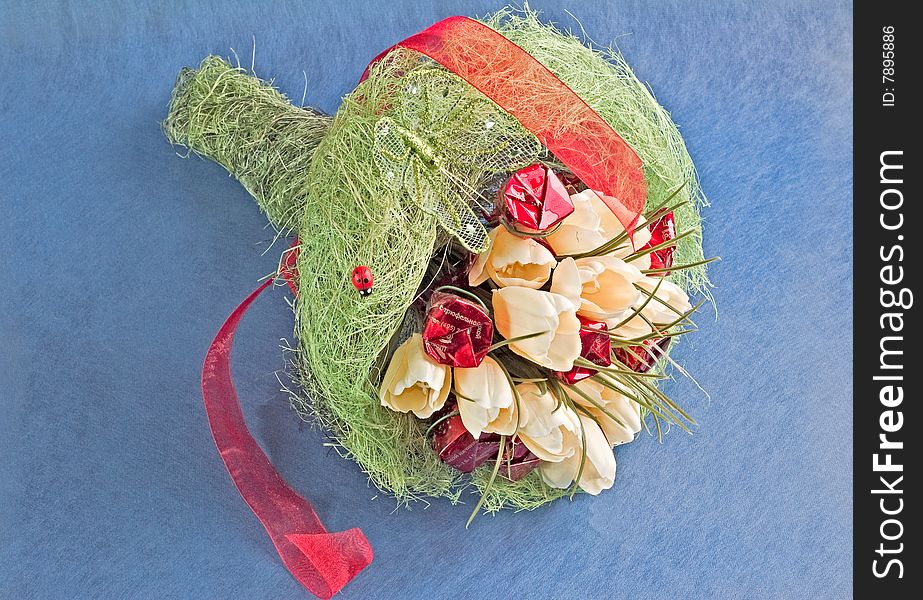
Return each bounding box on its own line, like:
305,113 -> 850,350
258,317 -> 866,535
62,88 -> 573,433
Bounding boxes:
557,316 -> 612,384
640,211 -> 676,272
422,291 -> 493,368
501,163 -> 574,232
431,409 -> 540,481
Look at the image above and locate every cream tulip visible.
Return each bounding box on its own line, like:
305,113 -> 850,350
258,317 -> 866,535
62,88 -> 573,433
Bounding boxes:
514,383 -> 580,463
468,226 -> 557,289
454,356 -> 514,438
546,189 -> 652,257
572,379 -> 642,447
492,287 -> 582,371
551,256 -> 644,321
540,414 -> 617,495
379,334 -> 451,419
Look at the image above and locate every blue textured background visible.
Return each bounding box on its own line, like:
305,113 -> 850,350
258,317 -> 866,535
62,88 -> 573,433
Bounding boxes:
1,1 -> 852,598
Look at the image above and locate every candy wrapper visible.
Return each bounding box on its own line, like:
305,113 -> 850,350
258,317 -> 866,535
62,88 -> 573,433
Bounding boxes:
422,291 -> 493,368
431,406 -> 540,481
558,317 -> 612,384
643,211 -> 677,272
502,164 -> 574,231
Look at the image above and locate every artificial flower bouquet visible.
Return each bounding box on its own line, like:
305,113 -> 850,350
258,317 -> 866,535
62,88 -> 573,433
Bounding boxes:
378,162 -> 702,519
164,7 -> 712,596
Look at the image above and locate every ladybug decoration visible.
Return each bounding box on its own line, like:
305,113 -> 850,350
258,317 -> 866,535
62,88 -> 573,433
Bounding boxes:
351,266 -> 374,296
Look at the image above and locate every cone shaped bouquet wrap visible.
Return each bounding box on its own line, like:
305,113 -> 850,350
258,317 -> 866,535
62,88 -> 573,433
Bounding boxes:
165,8 -> 713,595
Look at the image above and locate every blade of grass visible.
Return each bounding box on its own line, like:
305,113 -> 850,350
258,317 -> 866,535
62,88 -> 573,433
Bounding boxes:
467,435 -> 506,528
643,181 -> 687,220
566,381 -> 628,428
575,358 -> 664,379
488,330 -> 548,353
609,276 -> 664,331
623,228 -> 697,263
425,410 -> 459,437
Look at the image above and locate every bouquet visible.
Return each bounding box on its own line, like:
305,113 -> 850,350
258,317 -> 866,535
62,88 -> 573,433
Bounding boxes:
379,164 -> 702,518
164,8 -> 713,597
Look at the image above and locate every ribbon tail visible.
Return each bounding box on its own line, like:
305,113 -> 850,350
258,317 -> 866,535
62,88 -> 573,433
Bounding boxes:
202,278 -> 373,598
285,529 -> 374,598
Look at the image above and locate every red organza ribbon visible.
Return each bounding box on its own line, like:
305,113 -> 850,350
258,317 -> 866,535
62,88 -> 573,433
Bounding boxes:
364,15 -> 647,231
202,267 -> 372,599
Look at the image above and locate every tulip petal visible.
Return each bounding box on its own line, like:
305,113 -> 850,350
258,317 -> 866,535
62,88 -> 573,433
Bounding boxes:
468,226 -> 556,289
515,384 -> 580,462
454,357 -> 514,437
573,379 -> 643,447
550,257 -> 582,304
576,416 -> 617,494
467,228 -> 500,286
572,256 -> 644,319
492,287 -> 581,371
457,397 -> 498,438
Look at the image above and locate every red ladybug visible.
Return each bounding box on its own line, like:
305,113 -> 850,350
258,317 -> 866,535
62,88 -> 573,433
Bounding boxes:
351,266 -> 374,296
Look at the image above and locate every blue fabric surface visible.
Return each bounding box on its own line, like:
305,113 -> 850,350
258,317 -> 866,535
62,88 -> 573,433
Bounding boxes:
1,1 -> 852,598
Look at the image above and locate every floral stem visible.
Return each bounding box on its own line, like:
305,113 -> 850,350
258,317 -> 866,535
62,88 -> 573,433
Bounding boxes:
623,228 -> 697,263
424,411 -> 459,437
